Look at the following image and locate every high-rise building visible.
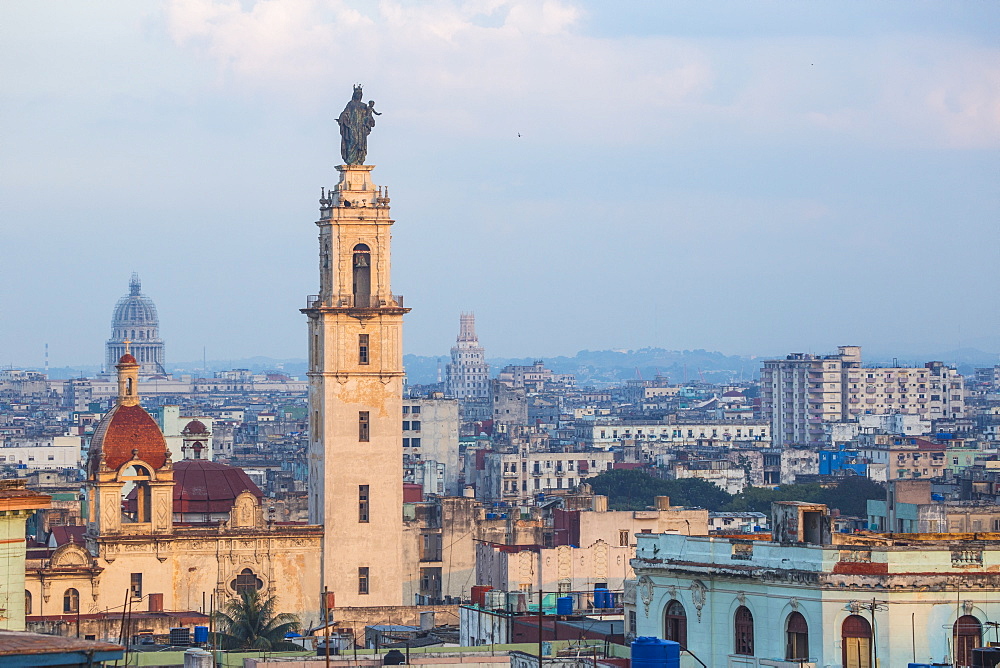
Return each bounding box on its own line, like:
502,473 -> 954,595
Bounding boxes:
761,345 -> 966,446
303,144 -> 408,606
106,274 -> 165,375
445,313 -> 490,400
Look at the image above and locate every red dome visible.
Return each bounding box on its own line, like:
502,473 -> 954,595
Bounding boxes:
182,419 -> 208,435
88,404 -> 168,475
118,353 -> 138,365
172,460 -> 263,514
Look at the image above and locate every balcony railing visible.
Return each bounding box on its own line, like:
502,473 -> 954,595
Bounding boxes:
304,294 -> 405,309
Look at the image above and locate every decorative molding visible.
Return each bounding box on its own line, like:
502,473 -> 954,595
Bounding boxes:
690,580 -> 707,622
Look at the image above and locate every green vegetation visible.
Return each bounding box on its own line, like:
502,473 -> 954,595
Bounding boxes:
588,468 -> 884,517
211,590 -> 301,650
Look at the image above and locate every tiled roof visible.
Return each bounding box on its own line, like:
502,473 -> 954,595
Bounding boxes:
88,403 -> 168,474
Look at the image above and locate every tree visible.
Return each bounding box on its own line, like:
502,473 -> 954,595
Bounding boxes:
819,476 -> 885,517
589,469 -> 671,510
212,589 -> 301,650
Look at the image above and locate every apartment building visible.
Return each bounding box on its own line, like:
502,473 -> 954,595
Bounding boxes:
480,451 -> 616,502
762,345 -> 966,446
403,395 -> 460,495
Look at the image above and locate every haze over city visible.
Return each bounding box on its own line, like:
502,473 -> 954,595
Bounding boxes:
2,1 -> 998,368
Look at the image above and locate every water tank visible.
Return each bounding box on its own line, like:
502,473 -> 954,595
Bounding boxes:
471,585 -> 492,607
384,649 -> 407,665
557,596 -> 574,615
631,636 -> 680,668
593,588 -> 609,609
193,625 -> 209,644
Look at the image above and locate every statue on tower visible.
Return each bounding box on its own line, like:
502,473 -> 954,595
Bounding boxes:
337,85 -> 380,165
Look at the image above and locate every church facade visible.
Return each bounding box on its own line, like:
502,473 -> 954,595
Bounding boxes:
25,352 -> 322,626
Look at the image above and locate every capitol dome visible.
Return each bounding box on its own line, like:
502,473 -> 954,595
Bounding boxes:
106,273 -> 166,375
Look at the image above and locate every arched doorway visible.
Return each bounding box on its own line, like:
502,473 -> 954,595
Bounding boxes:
663,600 -> 687,646
842,615 -> 872,668
954,615 -> 982,668
353,243 -> 371,307
785,611 -> 809,661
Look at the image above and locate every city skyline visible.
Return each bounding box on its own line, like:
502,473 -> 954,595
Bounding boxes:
3,1 -> 998,367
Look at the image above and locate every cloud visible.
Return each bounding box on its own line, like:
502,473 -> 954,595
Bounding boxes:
160,0 -> 1000,151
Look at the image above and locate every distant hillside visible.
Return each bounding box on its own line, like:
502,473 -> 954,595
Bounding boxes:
403,348 -> 758,387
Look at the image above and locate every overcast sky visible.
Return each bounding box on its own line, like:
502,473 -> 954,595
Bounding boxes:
2,1 -> 998,368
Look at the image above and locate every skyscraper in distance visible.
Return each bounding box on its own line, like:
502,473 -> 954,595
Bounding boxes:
445,313 -> 490,400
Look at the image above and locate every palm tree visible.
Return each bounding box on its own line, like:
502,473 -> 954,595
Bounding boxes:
211,589 -> 301,650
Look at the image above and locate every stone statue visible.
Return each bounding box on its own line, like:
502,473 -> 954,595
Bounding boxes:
338,85 -> 379,165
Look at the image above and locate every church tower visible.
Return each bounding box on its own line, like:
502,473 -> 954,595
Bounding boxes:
303,89 -> 407,607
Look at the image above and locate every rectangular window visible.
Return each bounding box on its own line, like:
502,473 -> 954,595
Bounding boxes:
403,438 -> 410,447
358,334 -> 369,365
403,421 -> 410,430
358,567 -> 369,594
411,406 -> 421,414
619,530 -> 629,546
411,421 -> 421,432
130,573 -> 142,599
403,406 -> 410,414
359,411 -> 370,442
411,437 -> 421,447
359,485 -> 369,522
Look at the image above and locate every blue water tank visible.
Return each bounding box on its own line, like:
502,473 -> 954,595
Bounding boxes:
486,513 -> 498,520
557,596 -> 573,615
594,588 -> 609,609
631,636 -> 680,668
193,625 -> 209,643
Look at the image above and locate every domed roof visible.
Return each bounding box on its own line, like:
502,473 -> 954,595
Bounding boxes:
112,274 -> 159,327
182,419 -> 208,435
88,404 -> 168,475
118,353 -> 138,365
172,460 -> 263,513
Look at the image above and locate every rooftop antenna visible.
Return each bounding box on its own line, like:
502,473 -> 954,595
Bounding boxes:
44,343 -> 49,374
203,346 -> 207,376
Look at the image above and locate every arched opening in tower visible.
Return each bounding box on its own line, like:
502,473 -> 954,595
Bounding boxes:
353,243 -> 371,307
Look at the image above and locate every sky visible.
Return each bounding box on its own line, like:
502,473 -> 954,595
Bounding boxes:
2,1 -> 998,368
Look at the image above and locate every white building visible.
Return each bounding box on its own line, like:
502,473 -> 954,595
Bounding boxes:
576,420 -> 770,450
630,501 -> 1000,668
0,436 -> 81,469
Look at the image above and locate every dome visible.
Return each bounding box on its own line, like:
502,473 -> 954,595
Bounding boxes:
88,404 -> 168,475
118,353 -> 138,365
182,419 -> 208,435
171,460 -> 263,513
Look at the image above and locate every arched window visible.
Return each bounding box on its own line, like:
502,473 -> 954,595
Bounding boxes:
232,568 -> 263,595
25,590 -> 32,615
663,600 -> 687,646
842,615 -> 872,668
785,612 -> 809,661
734,606 -> 754,656
954,615 -> 982,668
352,243 -> 371,307
63,588 -> 79,613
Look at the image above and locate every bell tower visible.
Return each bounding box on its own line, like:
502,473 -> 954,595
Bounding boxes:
303,103 -> 408,607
